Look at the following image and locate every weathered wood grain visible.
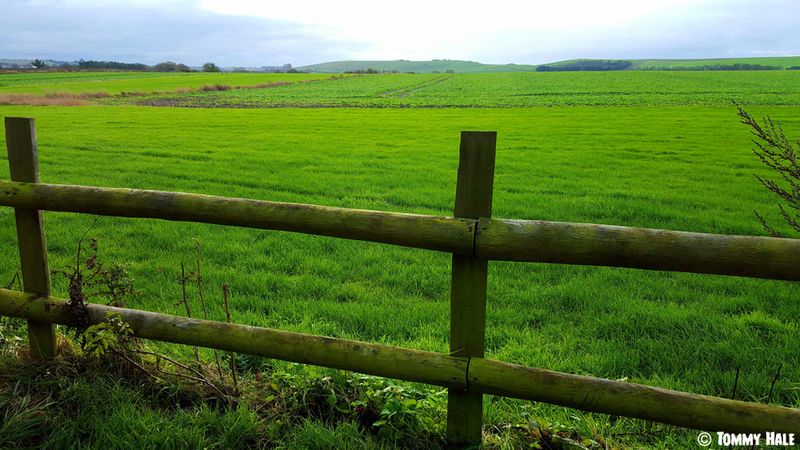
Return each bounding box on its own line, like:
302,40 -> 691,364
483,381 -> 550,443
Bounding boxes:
0,180 -> 475,255
4,118 -> 56,359
476,218 -> 800,280
470,358 -> 800,433
0,289 -> 466,389
448,131 -> 496,447
1,181 -> 799,280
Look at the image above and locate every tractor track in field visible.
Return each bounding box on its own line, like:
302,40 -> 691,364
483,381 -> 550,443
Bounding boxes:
376,75 -> 453,98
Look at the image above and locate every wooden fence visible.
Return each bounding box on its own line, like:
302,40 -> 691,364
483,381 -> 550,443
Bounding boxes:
2,117 -> 799,447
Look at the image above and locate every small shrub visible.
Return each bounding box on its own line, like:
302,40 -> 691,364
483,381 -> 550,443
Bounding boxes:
119,91 -> 148,97
82,312 -> 133,357
199,84 -> 232,92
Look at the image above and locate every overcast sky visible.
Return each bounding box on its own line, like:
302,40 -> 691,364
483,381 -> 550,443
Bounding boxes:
1,0 -> 798,67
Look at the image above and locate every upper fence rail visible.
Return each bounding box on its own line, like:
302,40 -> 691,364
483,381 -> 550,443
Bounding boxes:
1,179 -> 799,281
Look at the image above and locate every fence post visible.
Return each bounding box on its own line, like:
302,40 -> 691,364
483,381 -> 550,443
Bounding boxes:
5,117 -> 56,359
447,131 -> 496,448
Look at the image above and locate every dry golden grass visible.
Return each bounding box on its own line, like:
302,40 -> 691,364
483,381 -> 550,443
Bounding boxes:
0,91 -> 114,106
0,93 -> 89,106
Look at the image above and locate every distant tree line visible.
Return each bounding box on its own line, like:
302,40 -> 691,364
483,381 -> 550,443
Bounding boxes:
344,68 -> 383,74
3,59 -> 300,73
536,60 -> 634,72
40,60 -> 193,72
342,68 -> 441,74
76,60 -> 150,70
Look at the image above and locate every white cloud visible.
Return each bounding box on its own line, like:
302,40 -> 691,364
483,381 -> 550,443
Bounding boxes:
199,0 -> 695,30
198,0 -> 703,60
0,0 -> 797,65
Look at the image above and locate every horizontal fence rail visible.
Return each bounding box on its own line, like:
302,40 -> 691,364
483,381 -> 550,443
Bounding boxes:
1,180 -> 800,280
0,288 -> 797,433
0,180 -> 475,255
477,218 -> 800,280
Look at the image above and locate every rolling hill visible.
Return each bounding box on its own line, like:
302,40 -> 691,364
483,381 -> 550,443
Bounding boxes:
298,56 -> 800,73
296,59 -> 539,73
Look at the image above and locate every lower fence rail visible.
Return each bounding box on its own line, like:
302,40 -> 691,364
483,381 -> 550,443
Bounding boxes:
1,288 -> 797,433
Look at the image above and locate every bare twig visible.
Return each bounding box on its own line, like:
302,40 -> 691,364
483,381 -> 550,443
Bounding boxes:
110,348 -> 159,381
180,259 -> 201,366
130,349 -> 230,402
768,363 -> 783,404
222,283 -> 239,395
193,239 -> 207,319
732,367 -> 740,400
193,239 -> 225,381
4,272 -> 21,290
74,217 -> 100,273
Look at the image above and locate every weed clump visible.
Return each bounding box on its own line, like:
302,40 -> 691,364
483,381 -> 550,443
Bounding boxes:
737,105 -> 800,236
199,84 -> 232,92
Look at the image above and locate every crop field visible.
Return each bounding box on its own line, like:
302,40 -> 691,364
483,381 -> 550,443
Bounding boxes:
134,71 -> 800,107
1,71 -> 800,448
633,56 -> 800,69
0,71 -> 333,95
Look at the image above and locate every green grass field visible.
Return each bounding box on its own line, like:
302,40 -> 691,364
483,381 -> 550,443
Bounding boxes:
0,71 -> 333,95
633,56 -> 800,69
136,71 -> 800,107
1,71 -> 799,448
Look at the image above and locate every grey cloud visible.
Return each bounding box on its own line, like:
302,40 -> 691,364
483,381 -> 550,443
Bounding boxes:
0,0 -> 356,66
485,0 -> 799,64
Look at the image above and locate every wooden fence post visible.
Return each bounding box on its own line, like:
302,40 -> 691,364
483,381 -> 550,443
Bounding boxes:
447,131 -> 496,448
5,117 -> 56,359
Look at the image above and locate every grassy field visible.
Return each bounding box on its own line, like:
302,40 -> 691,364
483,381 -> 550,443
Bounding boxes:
633,56 -> 800,69
0,71 -> 333,95
135,71 -> 800,107
0,71 -> 799,448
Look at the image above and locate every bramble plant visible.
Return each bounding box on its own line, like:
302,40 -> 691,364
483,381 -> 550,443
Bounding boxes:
737,105 -> 800,236
81,312 -> 133,357
54,235 -> 136,332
